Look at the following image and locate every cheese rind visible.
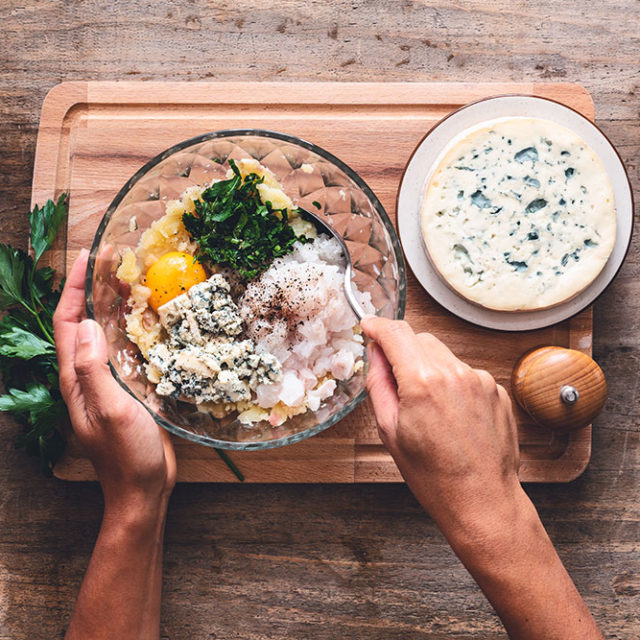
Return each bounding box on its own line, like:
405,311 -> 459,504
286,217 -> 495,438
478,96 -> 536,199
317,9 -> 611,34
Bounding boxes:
421,117 -> 616,311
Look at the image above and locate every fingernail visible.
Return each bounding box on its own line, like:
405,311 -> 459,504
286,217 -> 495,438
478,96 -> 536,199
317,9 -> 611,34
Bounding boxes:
79,248 -> 89,260
77,319 -> 98,345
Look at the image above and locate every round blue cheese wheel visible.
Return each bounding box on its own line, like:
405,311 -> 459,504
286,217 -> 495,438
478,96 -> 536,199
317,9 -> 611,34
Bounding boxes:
421,117 -> 616,312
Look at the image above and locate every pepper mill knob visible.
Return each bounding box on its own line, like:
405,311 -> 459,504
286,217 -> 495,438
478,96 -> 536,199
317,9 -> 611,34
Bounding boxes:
511,346 -> 607,432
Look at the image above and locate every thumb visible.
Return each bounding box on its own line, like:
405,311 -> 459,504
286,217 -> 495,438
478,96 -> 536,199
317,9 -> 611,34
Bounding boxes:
74,319 -> 127,424
366,342 -> 399,446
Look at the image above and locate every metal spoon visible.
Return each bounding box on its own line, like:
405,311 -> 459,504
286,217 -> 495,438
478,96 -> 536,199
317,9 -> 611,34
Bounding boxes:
297,207 -> 367,321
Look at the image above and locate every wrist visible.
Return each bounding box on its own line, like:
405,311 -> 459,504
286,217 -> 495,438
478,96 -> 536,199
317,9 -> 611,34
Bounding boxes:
443,483 -> 543,573
102,489 -> 169,533
407,465 -> 528,548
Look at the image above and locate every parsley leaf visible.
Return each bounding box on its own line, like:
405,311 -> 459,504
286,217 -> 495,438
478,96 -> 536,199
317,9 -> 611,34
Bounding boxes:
183,160 -> 310,280
0,325 -> 56,359
1,382 -> 66,475
0,382 -> 56,415
4,383 -> 66,476
0,244 -> 29,309
29,193 -> 68,264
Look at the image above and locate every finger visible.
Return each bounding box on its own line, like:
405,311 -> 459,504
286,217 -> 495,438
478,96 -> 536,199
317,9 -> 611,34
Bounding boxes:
360,317 -> 423,378
73,318 -> 127,425
160,428 -> 177,493
366,342 -> 399,444
54,249 -> 89,392
54,249 -> 90,325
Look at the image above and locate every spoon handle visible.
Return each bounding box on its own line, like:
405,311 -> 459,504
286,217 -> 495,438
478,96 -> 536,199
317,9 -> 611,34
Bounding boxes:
344,264 -> 367,321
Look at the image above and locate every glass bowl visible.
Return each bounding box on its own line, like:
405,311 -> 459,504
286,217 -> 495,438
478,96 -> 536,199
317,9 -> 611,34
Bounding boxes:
86,130 -> 406,450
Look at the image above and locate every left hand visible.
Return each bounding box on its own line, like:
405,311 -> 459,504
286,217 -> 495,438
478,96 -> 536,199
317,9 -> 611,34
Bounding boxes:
53,249 -> 176,514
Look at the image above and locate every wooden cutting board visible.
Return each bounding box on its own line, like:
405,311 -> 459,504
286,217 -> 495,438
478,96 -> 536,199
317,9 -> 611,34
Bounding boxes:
33,81 -> 595,483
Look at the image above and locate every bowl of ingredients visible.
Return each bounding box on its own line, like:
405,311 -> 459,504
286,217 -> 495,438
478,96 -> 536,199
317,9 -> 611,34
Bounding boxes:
87,130 -> 406,450
398,95 -> 633,331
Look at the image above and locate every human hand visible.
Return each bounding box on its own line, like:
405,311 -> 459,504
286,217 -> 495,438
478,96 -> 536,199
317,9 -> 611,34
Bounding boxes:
360,318 -> 605,640
54,250 -> 176,515
361,316 -> 522,536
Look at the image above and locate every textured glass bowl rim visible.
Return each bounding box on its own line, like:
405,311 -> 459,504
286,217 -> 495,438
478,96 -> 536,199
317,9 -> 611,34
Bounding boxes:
85,129 -> 407,451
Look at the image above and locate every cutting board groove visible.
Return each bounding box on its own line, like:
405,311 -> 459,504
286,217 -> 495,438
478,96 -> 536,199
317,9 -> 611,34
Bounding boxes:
32,81 -> 594,483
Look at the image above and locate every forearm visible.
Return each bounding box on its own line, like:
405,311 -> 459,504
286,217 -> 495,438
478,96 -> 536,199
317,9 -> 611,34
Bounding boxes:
436,486 -> 603,640
65,497 -> 168,640
140,511 -> 168,639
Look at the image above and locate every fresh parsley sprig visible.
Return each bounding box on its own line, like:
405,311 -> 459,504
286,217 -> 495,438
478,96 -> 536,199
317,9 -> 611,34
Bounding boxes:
0,194 -> 68,475
183,159 -> 309,280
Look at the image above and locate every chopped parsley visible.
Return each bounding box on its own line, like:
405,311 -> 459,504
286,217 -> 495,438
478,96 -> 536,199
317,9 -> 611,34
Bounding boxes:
183,160 -> 310,280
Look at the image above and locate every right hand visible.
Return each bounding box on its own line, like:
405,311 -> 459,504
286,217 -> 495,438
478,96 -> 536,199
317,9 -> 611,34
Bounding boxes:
360,316 -> 522,534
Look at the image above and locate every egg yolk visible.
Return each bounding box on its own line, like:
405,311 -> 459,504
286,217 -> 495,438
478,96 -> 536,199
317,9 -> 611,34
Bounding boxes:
145,252 -> 206,311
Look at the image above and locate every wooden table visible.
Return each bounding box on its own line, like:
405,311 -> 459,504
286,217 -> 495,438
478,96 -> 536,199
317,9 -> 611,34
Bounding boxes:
1,2 -> 638,638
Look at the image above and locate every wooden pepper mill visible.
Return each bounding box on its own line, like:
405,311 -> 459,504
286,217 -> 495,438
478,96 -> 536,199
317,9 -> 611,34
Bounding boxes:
511,346 -> 607,432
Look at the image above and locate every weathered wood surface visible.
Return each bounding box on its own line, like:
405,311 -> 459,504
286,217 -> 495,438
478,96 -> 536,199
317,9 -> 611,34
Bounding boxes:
38,80 -> 593,484
0,1 -> 638,638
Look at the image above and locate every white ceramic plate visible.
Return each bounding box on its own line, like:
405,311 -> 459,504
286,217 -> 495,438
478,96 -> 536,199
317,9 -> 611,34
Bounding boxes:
397,95 -> 634,331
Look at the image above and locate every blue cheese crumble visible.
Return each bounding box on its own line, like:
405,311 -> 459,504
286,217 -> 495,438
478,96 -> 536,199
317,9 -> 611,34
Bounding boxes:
421,117 -> 616,311
147,274 -> 281,405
